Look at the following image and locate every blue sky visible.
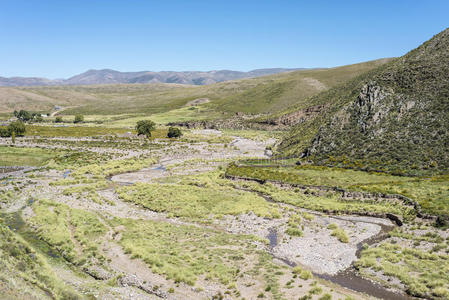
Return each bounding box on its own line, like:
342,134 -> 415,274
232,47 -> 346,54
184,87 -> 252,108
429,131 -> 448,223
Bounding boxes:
1,0 -> 448,78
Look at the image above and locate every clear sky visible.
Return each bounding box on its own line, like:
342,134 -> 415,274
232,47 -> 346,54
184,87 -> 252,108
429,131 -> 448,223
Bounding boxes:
1,0 -> 448,78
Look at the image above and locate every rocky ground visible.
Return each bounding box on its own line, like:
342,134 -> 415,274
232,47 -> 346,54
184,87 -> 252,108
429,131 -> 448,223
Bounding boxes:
1,130 -> 431,300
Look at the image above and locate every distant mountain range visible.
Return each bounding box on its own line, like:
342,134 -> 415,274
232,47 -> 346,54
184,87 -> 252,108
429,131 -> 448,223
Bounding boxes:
0,68 -> 303,87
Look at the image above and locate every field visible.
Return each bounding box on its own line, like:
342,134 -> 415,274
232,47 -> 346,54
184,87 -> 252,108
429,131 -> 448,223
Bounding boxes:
0,59 -> 390,125
0,146 -> 57,166
0,122 -> 447,300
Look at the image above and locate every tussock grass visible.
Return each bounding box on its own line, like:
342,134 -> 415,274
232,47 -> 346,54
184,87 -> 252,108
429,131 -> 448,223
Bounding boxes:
25,125 -> 139,137
226,163 -> 449,217
230,178 -> 413,219
327,223 -> 349,243
286,215 -> 302,237
113,217 -> 263,286
330,227 -> 349,243
357,241 -> 449,298
0,219 -> 80,299
29,200 -> 107,265
0,146 -> 57,166
73,157 -> 157,177
117,172 -> 279,220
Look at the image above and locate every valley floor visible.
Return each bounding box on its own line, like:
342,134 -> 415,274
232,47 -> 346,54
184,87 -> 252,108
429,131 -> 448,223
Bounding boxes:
0,128 -> 448,300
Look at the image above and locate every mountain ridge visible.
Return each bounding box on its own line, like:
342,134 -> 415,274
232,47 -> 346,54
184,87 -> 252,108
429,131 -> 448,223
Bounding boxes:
0,68 -> 303,87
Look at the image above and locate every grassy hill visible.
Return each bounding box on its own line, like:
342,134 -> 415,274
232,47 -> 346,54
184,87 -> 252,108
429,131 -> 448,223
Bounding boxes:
278,28 -> 449,176
0,59 -> 391,124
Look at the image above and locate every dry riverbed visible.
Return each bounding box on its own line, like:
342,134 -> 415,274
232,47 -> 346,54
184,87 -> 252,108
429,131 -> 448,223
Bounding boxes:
1,130 -> 432,300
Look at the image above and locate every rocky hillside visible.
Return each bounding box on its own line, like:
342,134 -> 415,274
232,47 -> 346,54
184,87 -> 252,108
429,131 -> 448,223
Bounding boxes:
279,28 -> 449,176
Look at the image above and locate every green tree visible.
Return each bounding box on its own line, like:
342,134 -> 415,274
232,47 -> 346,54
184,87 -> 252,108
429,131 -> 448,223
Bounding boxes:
7,121 -> 26,136
136,120 -> 156,138
55,116 -> 63,123
34,114 -> 43,123
167,127 -> 182,138
74,115 -> 84,124
16,110 -> 32,122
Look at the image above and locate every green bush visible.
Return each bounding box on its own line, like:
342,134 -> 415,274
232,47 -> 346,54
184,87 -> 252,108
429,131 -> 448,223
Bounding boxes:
331,228 -> 349,243
167,126 -> 182,138
55,116 -> 63,123
0,126 -> 10,137
300,270 -> 312,280
7,121 -> 26,136
136,120 -> 156,138
318,294 -> 332,300
74,115 -> 84,123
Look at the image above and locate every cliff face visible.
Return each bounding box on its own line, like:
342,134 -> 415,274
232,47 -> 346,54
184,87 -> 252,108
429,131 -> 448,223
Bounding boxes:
283,28 -> 449,175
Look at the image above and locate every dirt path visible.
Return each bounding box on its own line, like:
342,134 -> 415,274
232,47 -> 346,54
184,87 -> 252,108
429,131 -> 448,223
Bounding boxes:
50,106 -> 74,117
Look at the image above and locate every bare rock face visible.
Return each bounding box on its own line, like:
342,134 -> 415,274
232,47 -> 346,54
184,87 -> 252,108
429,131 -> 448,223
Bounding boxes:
355,82 -> 392,132
275,105 -> 326,127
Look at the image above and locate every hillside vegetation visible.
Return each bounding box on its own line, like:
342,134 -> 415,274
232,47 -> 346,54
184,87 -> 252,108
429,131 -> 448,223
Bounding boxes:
278,28 -> 449,176
0,59 -> 390,120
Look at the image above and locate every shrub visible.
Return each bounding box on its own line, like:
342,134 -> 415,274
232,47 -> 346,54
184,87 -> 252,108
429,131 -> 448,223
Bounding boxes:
167,127 -> 182,138
136,120 -> 156,138
55,116 -> 63,123
309,286 -> 322,295
318,294 -> 332,300
300,270 -> 312,280
74,115 -> 84,123
286,227 -> 303,237
433,287 -> 449,298
34,114 -> 43,123
0,126 -> 9,137
327,223 -> 338,230
8,121 -> 26,136
331,228 -> 349,243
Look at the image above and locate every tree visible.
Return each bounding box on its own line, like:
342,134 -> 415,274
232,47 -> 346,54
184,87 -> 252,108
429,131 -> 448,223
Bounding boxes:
136,120 -> 156,138
34,114 -> 43,123
16,110 -> 32,122
55,116 -> 63,123
167,127 -> 182,138
7,121 -> 26,136
74,115 -> 84,123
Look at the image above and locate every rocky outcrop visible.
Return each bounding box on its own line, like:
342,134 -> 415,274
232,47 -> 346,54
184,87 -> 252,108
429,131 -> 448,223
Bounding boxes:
260,105 -> 326,127
118,274 -> 167,298
296,28 -> 449,176
355,83 -> 392,133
